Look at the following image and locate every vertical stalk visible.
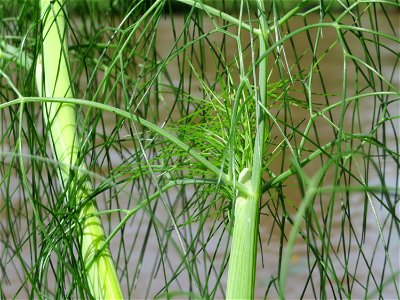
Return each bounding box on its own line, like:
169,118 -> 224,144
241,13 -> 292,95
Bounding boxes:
226,1 -> 268,299
38,0 -> 123,298
226,168 -> 258,299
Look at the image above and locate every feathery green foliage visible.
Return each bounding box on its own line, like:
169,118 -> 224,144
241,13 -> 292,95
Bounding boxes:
0,0 -> 399,298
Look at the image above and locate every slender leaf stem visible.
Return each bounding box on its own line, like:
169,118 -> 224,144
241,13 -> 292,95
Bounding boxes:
0,96 -> 253,198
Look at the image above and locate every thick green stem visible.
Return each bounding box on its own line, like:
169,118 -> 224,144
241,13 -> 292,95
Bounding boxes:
226,169 -> 258,299
38,0 -> 123,298
226,1 -> 268,298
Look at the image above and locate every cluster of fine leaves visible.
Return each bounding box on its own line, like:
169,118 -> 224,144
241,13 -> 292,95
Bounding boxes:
0,1 -> 399,299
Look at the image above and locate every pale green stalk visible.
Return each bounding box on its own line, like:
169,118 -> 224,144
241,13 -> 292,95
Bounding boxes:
38,0 -> 123,298
226,168 -> 256,299
226,1 -> 268,298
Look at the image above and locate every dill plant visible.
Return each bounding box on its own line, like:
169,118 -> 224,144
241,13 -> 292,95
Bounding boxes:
0,0 -> 399,299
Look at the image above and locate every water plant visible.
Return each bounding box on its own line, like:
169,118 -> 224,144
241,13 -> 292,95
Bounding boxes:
1,0 -> 399,298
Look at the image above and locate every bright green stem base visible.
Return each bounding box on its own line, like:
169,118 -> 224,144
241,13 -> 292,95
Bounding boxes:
80,203 -> 123,299
39,0 -> 123,298
226,168 -> 259,299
